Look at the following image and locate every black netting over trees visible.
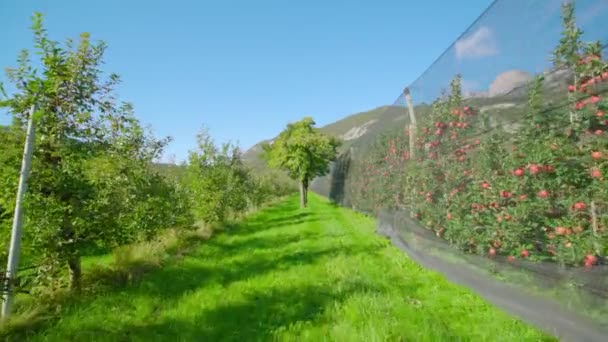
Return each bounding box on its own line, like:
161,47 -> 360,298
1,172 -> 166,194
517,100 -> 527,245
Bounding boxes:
311,0 -> 608,340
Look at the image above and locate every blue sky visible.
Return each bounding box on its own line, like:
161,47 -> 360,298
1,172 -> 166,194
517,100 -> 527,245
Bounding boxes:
397,0 -> 608,105
1,0 -> 495,162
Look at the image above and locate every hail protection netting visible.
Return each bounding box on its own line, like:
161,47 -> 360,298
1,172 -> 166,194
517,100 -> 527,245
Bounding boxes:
311,0 -> 608,340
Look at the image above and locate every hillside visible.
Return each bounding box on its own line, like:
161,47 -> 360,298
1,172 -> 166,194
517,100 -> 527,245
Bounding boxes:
242,105 -> 407,170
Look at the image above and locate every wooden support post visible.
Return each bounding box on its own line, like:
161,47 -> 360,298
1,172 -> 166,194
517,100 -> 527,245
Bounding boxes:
404,87 -> 417,160
403,88 -> 417,218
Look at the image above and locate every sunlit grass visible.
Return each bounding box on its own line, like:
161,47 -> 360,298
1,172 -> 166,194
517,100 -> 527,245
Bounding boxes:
17,194 -> 552,341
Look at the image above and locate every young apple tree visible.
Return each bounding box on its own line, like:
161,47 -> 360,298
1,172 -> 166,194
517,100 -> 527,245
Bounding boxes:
0,13 -> 181,289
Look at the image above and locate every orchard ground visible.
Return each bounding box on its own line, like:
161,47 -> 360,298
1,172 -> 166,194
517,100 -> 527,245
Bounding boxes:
14,194 -> 552,341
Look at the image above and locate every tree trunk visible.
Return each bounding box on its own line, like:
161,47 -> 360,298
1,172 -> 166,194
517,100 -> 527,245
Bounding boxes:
303,178 -> 309,207
300,180 -> 306,208
62,208 -> 81,290
68,255 -> 82,290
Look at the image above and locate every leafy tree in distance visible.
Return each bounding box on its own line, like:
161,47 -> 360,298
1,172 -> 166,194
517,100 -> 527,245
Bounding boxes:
185,127 -> 253,223
0,13 -> 183,289
263,117 -> 340,208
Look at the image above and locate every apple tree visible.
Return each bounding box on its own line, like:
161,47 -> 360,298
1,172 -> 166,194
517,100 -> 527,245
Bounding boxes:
186,127 -> 254,223
262,117 -> 340,208
0,13 -> 185,289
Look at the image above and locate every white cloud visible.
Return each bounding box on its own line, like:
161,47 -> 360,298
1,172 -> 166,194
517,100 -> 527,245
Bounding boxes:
455,26 -> 498,60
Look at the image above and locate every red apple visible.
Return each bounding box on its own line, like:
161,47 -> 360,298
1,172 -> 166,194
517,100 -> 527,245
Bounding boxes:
500,190 -> 512,198
529,164 -> 541,174
521,250 -> 530,258
513,168 -> 524,177
585,254 -> 597,266
573,202 -> 586,211
592,151 -> 603,160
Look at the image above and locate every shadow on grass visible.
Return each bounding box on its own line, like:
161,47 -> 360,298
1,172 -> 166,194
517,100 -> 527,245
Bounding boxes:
66,279 -> 403,342
228,210 -> 319,235
252,211 -> 315,228
28,251 -> 380,340
254,199 -> 301,217
114,239 -> 380,306
6,196 -> 371,340
204,228 -> 322,255
237,217 -> 323,237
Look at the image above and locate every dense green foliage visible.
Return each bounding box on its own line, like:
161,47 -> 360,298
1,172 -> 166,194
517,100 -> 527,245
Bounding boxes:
184,127 -> 293,224
263,117 -> 340,207
14,195 -> 550,341
186,128 -> 252,223
0,13 -> 191,289
347,3 -> 608,266
0,14 -> 287,296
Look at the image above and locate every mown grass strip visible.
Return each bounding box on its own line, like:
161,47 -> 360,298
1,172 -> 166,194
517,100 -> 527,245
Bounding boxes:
21,194 -> 552,341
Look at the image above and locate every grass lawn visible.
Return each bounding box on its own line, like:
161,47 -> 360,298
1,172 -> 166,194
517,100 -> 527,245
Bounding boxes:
24,194 -> 552,341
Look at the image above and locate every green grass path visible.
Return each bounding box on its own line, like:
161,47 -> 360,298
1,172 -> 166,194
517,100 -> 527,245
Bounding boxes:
31,194 -> 552,341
